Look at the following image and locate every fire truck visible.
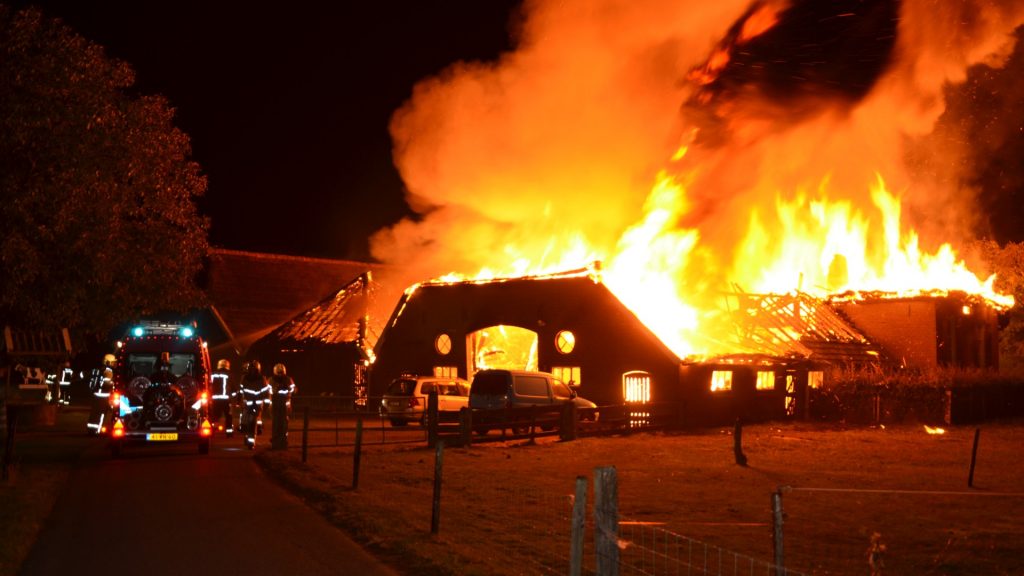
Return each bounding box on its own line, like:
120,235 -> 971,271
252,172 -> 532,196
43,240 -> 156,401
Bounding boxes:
107,321 -> 213,457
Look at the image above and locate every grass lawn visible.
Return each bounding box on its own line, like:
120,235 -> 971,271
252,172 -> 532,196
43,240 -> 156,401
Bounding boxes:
258,420 -> 1024,575
1,407 -> 90,575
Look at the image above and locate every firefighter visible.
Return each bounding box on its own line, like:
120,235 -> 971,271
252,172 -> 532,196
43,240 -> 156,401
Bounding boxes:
57,361 -> 73,406
210,359 -> 235,436
238,360 -> 270,449
150,351 -> 175,385
86,368 -> 113,435
269,363 -> 297,450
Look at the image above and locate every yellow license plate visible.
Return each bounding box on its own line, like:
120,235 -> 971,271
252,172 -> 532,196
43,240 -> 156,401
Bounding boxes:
147,432 -> 178,441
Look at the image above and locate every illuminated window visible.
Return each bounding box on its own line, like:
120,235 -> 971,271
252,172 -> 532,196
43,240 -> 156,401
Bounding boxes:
711,370 -> 732,392
467,325 -> 538,372
433,366 -> 458,378
623,371 -> 651,403
756,371 -> 774,391
435,333 -> 452,355
785,375 -> 796,416
808,371 -> 824,389
555,330 -> 576,354
552,366 -> 581,387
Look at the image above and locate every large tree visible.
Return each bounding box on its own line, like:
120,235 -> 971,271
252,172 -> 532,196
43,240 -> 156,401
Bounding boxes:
0,6 -> 209,334
975,240 -> 1024,369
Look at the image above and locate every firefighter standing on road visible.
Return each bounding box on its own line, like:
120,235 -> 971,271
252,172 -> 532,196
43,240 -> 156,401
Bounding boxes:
210,359 -> 236,436
270,363 -> 297,450
57,361 -> 73,406
238,361 -> 270,449
86,368 -> 113,435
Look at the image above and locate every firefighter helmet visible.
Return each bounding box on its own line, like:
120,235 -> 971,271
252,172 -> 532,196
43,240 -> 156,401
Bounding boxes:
273,363 -> 286,376
217,359 -> 230,370
103,353 -> 116,366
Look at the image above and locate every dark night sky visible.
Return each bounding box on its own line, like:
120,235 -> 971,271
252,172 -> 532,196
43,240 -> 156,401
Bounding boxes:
8,1 -> 1024,259
9,0 -> 521,260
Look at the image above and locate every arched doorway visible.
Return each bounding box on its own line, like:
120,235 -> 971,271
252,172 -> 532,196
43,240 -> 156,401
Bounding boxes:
466,325 -> 538,374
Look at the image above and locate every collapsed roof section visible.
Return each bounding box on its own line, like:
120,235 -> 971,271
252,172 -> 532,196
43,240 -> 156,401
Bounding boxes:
254,272 -> 395,353
719,290 -> 887,367
204,248 -> 389,354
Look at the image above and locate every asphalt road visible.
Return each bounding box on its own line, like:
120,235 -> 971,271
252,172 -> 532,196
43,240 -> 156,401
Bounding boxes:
17,430 -> 398,576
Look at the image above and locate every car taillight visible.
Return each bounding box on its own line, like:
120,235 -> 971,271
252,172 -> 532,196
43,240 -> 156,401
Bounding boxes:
200,419 -> 212,437
112,419 -> 125,438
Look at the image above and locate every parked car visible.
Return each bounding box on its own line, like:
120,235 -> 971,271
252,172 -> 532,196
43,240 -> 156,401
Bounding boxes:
468,369 -> 598,434
381,375 -> 470,426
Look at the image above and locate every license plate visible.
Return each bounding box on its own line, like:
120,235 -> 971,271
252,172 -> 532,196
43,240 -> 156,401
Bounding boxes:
147,432 -> 178,441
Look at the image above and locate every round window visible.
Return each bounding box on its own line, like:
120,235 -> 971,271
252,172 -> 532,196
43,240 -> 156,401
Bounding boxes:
435,333 -> 452,355
555,330 -> 576,354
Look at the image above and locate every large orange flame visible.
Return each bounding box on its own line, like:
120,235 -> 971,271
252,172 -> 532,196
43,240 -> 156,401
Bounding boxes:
374,0 -> 1024,359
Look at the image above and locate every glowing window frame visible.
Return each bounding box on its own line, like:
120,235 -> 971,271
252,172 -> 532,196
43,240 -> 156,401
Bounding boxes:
710,370 -> 733,392
808,370 -> 824,389
622,371 -> 651,403
552,366 -> 581,387
756,370 -> 774,391
555,330 -> 576,354
435,333 -> 452,355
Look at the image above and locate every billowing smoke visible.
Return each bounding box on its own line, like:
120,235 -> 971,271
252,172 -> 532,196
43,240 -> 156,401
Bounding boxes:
372,0 -> 1024,307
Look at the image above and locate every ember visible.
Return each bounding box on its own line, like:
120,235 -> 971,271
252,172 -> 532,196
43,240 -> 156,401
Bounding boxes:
372,0 -> 1022,359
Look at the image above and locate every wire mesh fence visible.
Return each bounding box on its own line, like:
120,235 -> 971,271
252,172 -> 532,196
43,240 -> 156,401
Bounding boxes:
615,522 -> 800,576
779,486 -> 1024,575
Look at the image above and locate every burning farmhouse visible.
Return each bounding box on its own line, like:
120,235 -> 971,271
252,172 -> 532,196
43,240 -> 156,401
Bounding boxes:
357,0 -> 1023,425
365,264 -> 1013,427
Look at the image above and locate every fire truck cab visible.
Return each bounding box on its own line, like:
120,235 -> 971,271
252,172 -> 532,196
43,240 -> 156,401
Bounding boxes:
108,321 -> 213,457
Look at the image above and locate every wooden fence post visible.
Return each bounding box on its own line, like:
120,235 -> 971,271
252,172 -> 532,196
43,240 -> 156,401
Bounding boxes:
528,405 -> 538,444
968,427 -> 981,488
459,406 -> 472,447
301,406 -> 309,463
734,417 -> 748,466
772,487 -> 786,576
430,439 -> 444,535
560,403 -> 578,441
352,417 -> 363,490
594,466 -> 619,576
569,475 -> 587,576
427,389 -> 439,448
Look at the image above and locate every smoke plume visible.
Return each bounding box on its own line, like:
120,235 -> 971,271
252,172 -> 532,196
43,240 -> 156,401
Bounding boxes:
372,0 -> 1024,338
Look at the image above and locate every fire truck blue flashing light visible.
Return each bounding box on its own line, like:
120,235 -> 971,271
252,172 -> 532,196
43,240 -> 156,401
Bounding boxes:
132,326 -> 145,337
180,326 -> 194,338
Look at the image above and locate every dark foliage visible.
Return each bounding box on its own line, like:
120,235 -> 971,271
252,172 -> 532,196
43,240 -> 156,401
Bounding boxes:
0,6 -> 209,333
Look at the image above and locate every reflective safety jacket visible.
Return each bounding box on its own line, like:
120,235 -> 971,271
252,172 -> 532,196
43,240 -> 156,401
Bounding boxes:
93,375 -> 113,399
239,374 -> 271,407
211,369 -> 235,401
270,375 -> 297,406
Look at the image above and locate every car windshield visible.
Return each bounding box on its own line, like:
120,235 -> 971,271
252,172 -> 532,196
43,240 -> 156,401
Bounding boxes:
471,372 -> 510,395
386,379 -> 417,396
128,353 -> 196,378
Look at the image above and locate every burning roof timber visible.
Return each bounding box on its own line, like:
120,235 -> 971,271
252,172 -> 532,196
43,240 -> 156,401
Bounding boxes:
253,272 -> 392,351
720,290 -> 888,368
